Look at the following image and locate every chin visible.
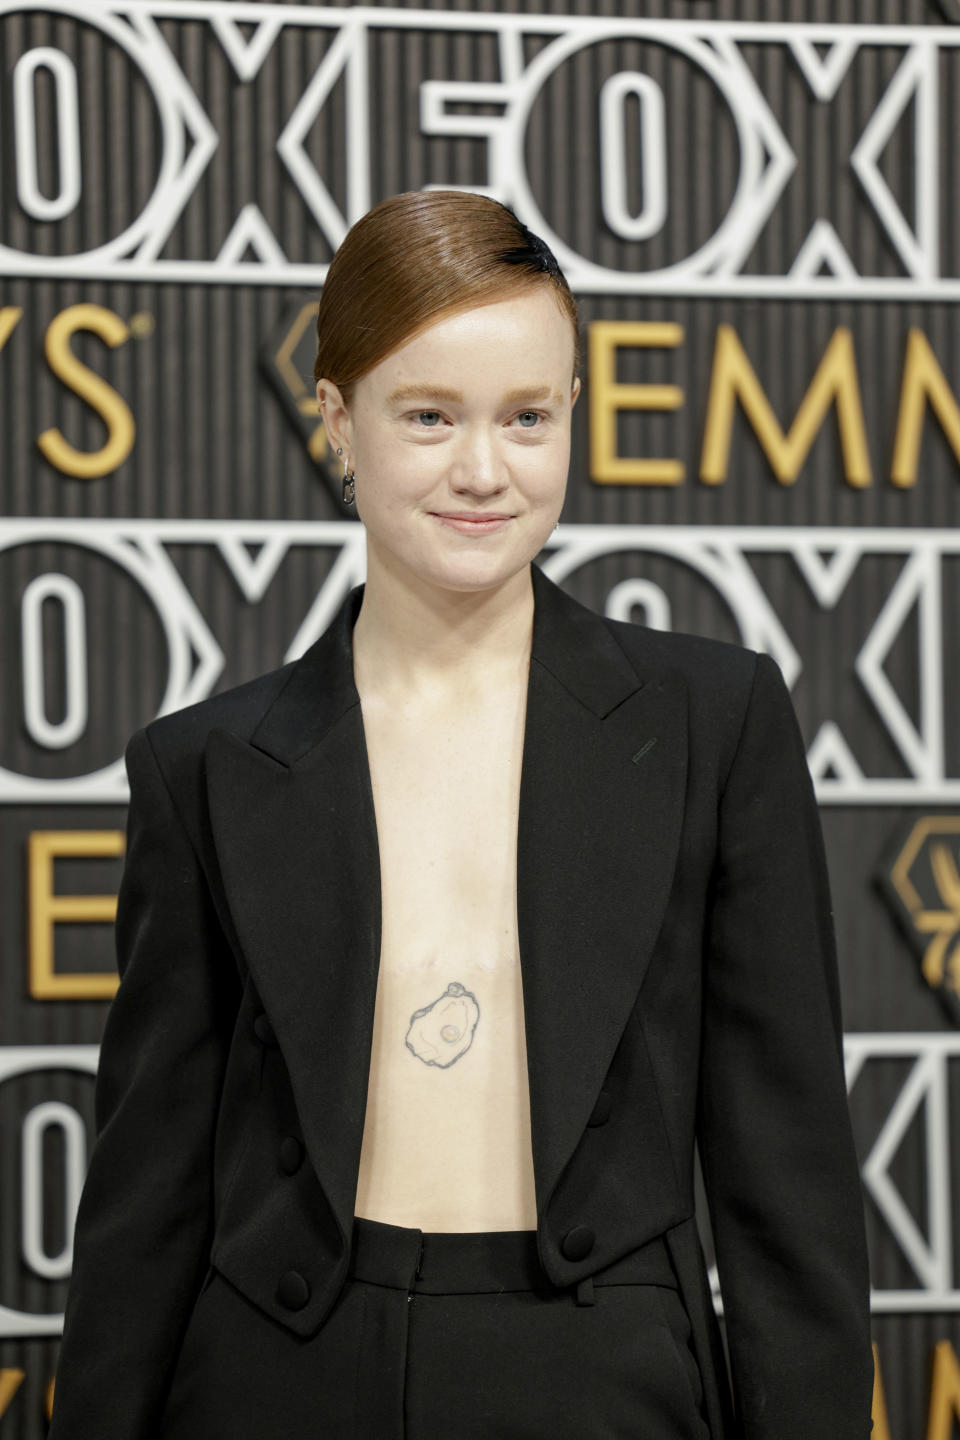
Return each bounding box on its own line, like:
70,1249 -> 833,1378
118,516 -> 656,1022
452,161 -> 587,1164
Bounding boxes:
412,546 -> 535,596
440,536 -> 553,587
370,525 -> 550,594
427,560 -> 521,594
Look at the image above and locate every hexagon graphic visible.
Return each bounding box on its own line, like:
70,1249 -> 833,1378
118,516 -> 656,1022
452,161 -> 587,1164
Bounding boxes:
878,817 -> 960,1027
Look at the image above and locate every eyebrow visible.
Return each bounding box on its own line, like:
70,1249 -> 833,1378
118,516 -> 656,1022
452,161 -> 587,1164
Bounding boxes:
385,383 -> 561,408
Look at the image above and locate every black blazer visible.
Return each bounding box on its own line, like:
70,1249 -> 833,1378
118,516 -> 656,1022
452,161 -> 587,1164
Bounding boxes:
49,562 -> 873,1439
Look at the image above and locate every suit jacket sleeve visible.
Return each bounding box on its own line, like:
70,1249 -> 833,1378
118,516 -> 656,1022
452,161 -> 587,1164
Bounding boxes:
49,726 -> 240,1439
698,652 -> 873,1438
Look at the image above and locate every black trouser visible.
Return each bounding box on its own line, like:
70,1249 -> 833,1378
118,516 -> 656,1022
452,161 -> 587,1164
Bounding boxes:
159,1217 -> 711,1439
347,1216 -> 710,1439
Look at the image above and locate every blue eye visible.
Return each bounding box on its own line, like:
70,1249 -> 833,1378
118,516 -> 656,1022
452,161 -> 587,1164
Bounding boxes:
516,411 -> 540,428
417,411 -> 441,427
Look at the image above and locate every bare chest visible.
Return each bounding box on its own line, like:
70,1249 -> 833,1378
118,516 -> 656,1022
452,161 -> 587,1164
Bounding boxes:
353,683 -> 538,1230
366,694 -> 526,962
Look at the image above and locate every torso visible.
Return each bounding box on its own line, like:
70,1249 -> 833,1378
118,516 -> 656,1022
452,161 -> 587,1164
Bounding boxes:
353,666 -> 538,1232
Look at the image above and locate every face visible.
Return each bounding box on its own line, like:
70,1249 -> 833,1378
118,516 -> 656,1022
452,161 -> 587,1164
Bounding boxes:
317,287 -> 580,596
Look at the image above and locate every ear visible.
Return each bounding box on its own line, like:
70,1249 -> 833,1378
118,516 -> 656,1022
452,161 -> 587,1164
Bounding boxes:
315,378 -> 353,462
570,376 -> 582,408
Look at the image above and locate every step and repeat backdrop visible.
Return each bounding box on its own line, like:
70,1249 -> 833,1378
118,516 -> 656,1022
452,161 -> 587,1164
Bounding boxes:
2,0 -> 960,1434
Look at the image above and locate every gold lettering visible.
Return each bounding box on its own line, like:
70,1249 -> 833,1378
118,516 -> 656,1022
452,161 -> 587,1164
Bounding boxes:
274,299 -> 327,463
0,306 -> 23,351
927,1340 -> 960,1440
28,830 -> 124,1000
39,304 -> 135,478
700,324 -> 871,487
891,329 -> 960,488
588,321 -> 685,484
0,1370 -> 25,1418
872,1343 -> 894,1440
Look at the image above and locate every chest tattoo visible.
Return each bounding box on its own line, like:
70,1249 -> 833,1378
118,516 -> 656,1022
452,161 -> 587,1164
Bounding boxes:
405,981 -> 480,1068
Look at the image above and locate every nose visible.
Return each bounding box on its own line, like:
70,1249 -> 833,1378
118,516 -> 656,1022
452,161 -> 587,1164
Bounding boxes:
451,426 -> 508,496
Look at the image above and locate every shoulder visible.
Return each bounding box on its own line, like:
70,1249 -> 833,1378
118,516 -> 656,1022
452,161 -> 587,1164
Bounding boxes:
141,659 -> 297,765
603,613 -> 759,698
598,614 -> 792,784
533,565 -> 773,754
117,660 -> 299,851
602,613 -> 767,741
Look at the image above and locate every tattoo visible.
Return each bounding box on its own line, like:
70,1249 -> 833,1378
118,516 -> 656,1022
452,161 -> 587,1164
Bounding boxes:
405,981 -> 480,1068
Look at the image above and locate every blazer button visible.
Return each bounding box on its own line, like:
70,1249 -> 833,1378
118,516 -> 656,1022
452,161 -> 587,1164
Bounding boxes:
277,1270 -> 310,1311
561,1225 -> 595,1262
278,1136 -> 304,1175
587,1090 -> 612,1127
253,1013 -> 278,1047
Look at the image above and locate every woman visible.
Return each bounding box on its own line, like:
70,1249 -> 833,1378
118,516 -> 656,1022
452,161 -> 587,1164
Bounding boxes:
49,191 -> 873,1439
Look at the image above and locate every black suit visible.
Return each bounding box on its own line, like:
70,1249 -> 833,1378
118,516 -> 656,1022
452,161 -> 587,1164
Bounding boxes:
49,562 -> 872,1439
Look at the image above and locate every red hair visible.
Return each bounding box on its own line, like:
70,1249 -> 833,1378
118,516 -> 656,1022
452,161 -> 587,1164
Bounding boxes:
314,191 -> 579,404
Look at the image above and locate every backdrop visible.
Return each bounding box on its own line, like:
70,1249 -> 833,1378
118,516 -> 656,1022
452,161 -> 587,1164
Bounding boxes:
1,1 -> 959,1435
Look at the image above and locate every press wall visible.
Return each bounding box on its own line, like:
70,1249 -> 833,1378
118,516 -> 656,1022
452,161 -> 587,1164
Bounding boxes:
1,2 -> 959,1435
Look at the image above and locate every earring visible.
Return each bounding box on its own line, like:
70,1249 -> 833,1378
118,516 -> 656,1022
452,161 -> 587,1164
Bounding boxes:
336,455 -> 355,512
335,447 -> 356,506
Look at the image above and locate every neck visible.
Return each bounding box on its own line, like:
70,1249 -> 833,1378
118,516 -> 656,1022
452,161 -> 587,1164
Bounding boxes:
352,554 -> 535,701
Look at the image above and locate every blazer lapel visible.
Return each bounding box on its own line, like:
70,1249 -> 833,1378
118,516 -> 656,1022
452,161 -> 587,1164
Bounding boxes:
204,585 -> 379,1252
518,565 -> 689,1212
204,564 -> 688,1244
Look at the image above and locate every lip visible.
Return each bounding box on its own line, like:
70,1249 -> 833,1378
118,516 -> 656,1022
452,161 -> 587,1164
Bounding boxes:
431,511 -> 514,534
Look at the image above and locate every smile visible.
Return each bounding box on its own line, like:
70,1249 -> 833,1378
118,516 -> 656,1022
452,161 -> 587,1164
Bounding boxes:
431,513 -> 514,535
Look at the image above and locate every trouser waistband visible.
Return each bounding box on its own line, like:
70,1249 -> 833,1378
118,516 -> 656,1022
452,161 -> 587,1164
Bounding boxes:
348,1215 -> 677,1299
